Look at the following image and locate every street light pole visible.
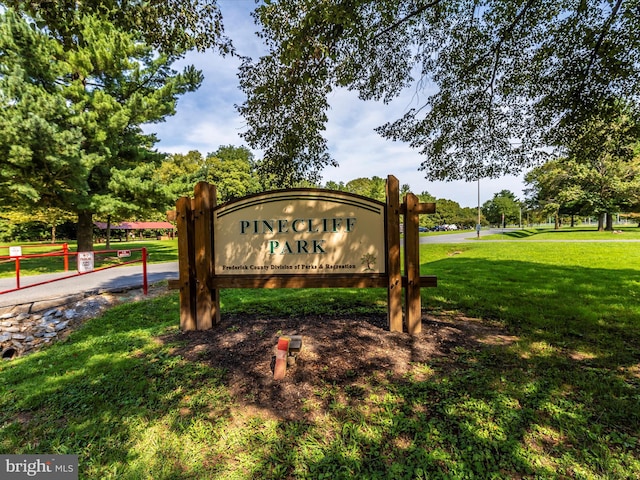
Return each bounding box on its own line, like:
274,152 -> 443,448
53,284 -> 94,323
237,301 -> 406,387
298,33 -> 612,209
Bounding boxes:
477,178 -> 481,239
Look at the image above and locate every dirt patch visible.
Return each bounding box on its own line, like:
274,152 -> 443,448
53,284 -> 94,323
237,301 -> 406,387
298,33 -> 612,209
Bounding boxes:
10,284 -> 517,420
164,311 -> 518,421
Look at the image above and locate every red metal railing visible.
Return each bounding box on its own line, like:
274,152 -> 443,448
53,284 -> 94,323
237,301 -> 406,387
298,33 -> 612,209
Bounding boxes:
0,243 -> 70,272
0,247 -> 148,295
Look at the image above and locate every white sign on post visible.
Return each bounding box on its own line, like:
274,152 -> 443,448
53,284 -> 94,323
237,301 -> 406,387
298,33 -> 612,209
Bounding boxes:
77,252 -> 95,273
9,246 -> 22,258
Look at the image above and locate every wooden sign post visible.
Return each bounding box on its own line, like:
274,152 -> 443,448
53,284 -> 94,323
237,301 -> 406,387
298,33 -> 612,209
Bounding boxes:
169,175 -> 436,335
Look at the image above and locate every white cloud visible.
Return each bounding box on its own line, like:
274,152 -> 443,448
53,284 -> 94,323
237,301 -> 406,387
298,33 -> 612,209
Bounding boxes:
144,0 -> 526,208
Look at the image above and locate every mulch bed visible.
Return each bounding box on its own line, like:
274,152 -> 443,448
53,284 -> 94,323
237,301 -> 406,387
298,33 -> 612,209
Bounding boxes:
164,312 -> 517,421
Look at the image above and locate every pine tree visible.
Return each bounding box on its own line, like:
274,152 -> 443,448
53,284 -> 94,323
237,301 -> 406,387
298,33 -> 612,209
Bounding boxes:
0,9 -> 202,250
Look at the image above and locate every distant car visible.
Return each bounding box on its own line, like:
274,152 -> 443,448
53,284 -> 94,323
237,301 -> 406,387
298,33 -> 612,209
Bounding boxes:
418,226 -> 428,232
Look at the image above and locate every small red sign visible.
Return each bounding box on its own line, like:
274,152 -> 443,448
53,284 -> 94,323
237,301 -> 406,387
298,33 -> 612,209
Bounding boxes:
117,250 -> 131,258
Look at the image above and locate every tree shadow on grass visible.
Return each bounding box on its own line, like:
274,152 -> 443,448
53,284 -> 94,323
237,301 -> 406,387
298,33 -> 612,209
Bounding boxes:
160,252 -> 640,478
0,295 -> 225,478
217,323 -> 639,479
1,255 -> 639,478
423,256 -> 640,367
500,229 -> 539,238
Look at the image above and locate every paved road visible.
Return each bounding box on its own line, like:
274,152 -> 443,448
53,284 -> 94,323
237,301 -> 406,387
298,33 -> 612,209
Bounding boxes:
0,229 -> 492,307
419,228 -> 504,243
0,230 -> 485,307
0,261 -> 178,308
419,228 -> 640,243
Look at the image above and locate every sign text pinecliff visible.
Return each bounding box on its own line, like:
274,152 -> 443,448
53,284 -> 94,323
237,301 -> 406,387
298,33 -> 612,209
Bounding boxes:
239,217 -> 357,255
213,190 -> 385,275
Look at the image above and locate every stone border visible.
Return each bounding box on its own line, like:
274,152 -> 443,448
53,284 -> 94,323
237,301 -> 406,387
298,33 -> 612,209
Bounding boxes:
1,284 -> 166,360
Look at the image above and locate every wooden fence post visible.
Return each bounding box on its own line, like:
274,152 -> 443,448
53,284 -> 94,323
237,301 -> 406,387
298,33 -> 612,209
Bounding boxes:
176,196 -> 196,330
404,192 -> 422,335
386,175 -> 403,332
194,182 -> 215,330
208,185 -> 221,326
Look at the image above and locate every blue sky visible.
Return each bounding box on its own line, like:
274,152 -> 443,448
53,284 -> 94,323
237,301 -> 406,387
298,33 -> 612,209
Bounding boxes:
143,0 -> 526,208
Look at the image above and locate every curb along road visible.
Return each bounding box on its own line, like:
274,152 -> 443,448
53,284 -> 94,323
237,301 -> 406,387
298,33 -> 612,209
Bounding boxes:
0,261 -> 178,310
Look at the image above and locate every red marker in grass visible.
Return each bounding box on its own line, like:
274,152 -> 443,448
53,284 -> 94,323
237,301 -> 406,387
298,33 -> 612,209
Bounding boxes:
273,336 -> 290,380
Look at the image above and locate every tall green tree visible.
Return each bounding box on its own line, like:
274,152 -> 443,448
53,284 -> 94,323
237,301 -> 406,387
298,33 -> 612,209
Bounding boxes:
0,9 -> 204,250
418,191 -> 436,204
482,190 -> 521,227
566,104 -> 640,230
431,199 -> 462,228
238,0 -> 640,184
4,0 -> 231,57
524,159 -> 582,229
324,180 -> 347,191
156,150 -> 206,200
325,178 -> 410,201
526,104 -> 640,230
157,146 -> 263,204
417,191 -> 436,229
343,176 -> 386,201
204,146 -> 262,202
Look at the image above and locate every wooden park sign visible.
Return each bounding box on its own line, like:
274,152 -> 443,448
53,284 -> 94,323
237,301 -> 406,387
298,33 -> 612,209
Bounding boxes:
169,175 -> 436,335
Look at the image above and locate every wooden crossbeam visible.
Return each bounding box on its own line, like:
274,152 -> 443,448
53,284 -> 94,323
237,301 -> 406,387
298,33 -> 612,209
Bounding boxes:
171,174 -> 437,336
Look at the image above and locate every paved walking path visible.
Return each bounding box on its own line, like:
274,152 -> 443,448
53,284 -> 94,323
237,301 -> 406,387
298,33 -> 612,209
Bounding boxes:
0,261 -> 178,309
419,228 -> 527,243
419,229 -> 640,243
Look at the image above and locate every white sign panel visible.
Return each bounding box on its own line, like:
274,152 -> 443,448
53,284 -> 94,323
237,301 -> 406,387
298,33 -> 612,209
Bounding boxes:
77,252 -> 95,273
9,246 -> 22,258
214,190 -> 386,275
117,250 -> 131,258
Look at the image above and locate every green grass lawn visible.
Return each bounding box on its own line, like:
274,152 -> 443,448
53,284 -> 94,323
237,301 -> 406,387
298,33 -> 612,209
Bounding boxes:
1,240 -> 639,478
